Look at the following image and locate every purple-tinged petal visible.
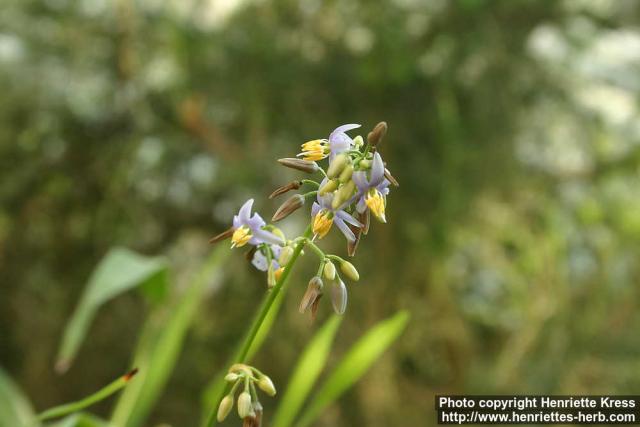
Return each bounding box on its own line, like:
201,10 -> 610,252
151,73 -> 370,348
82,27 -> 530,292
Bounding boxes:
232,215 -> 242,229
370,152 -> 385,186
317,192 -> 333,210
253,228 -> 285,246
238,199 -> 254,223
351,171 -> 369,191
330,280 -> 348,315
311,201 -> 321,217
247,213 -> 266,230
336,210 -> 363,228
356,197 -> 367,213
334,217 -> 356,242
330,124 -> 361,136
251,250 -> 269,271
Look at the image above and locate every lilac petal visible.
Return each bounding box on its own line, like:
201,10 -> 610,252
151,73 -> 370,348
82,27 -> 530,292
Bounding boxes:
334,216 -> 356,242
238,199 -> 254,223
356,197 -> 367,214
329,135 -> 352,153
251,250 -> 269,271
232,215 -> 242,229
336,210 -> 363,228
253,228 -> 285,246
370,152 -> 385,186
317,192 -> 333,210
247,213 -> 266,230
351,171 -> 369,191
311,201 -> 321,217
331,123 -> 361,136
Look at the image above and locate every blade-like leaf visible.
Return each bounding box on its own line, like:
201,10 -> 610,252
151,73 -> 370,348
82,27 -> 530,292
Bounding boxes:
110,247 -> 227,427
48,413 -> 108,427
272,315 -> 342,427
56,247 -> 168,372
0,367 -> 37,427
296,310 -> 409,427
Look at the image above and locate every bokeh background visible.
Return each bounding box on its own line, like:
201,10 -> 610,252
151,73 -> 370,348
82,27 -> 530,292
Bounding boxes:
3,0 -> 640,425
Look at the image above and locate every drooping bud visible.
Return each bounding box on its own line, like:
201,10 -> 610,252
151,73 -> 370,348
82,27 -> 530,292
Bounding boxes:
340,261 -> 360,281
331,279 -> 348,315
299,276 -> 323,313
209,227 -> 234,244
238,391 -> 253,419
278,246 -> 294,265
323,260 -> 336,281
224,373 -> 240,382
217,394 -> 234,422
384,168 -> 399,187
257,375 -> 276,396
277,158 -> 319,173
252,401 -> 263,427
332,181 -> 356,210
310,294 -> 322,321
269,180 -> 302,199
327,153 -> 349,178
318,179 -> 339,196
338,164 -> 354,183
272,194 -> 305,222
367,121 -> 388,147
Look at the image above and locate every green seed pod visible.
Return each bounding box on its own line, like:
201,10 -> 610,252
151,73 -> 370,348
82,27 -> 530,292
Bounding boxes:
323,260 -> 336,281
340,260 -> 360,281
278,246 -> 294,265
327,153 -> 349,178
217,395 -> 234,422
258,375 -> 276,396
338,164 -> 354,183
318,178 -> 339,196
237,391 -> 253,419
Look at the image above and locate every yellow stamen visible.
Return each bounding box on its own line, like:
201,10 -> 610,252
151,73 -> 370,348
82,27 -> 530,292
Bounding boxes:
312,210 -> 334,238
231,225 -> 252,248
365,190 -> 386,223
274,267 -> 284,281
301,139 -> 324,150
299,139 -> 329,161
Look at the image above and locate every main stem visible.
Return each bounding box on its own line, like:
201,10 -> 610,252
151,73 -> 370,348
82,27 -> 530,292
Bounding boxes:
204,225 -> 312,427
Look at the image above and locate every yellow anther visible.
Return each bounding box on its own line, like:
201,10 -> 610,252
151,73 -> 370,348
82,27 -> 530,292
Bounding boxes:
274,266 -> 284,281
299,139 -> 329,161
312,210 -> 334,239
231,225 -> 252,248
301,139 -> 324,150
365,189 -> 386,223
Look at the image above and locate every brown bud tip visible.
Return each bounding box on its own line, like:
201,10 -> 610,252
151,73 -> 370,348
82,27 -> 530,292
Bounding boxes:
124,368 -> 139,381
384,168 -> 399,187
367,121 -> 388,146
209,228 -> 234,244
269,181 -> 302,199
272,194 -> 305,222
277,158 -> 320,173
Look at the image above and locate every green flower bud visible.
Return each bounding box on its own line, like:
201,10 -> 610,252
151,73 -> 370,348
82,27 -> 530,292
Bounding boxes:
359,159 -> 372,169
278,246 -> 294,265
340,260 -> 360,281
224,373 -> 239,382
258,375 -> 276,396
217,394 -> 234,422
338,164 -> 354,183
327,153 -> 349,178
332,181 -> 356,210
299,276 -> 323,313
353,135 -> 364,148
323,260 -> 336,281
318,178 -> 339,196
237,391 -> 253,419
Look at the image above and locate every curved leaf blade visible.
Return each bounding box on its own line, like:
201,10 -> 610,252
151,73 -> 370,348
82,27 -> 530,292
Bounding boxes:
297,310 -> 409,427
272,315 -> 342,427
0,367 -> 37,427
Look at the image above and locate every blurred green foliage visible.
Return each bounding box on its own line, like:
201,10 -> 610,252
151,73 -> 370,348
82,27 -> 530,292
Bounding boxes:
2,0 -> 640,425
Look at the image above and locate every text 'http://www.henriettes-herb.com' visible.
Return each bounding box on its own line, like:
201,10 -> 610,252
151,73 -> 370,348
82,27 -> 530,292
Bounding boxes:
207,122 -> 397,426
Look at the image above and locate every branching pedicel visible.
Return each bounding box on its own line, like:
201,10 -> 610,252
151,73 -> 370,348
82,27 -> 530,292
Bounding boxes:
208,122 -> 396,426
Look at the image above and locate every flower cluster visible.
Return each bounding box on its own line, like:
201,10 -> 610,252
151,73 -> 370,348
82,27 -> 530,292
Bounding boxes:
216,364 -> 276,425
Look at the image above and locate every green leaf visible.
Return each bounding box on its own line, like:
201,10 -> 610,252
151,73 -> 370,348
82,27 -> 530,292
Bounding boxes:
55,247 -> 168,372
47,412 -> 108,427
296,311 -> 409,427
110,247 -> 227,427
0,367 -> 38,427
272,315 -> 342,427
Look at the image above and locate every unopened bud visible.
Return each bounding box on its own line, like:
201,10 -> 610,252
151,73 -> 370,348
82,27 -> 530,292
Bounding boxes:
367,121 -> 387,146
323,261 -> 336,281
353,135 -> 364,148
224,373 -> 240,382
359,159 -> 372,169
327,153 -> 349,178
318,179 -> 339,196
269,180 -> 302,199
238,391 -> 253,419
384,168 -> 399,187
217,395 -> 234,422
340,261 -> 360,281
310,294 -> 322,321
277,158 -> 319,173
331,279 -> 348,315
338,164 -> 354,183
272,194 -> 305,222
299,276 -> 323,313
278,246 -> 294,265
209,227 -> 234,244
332,181 -> 356,210
258,375 -> 276,396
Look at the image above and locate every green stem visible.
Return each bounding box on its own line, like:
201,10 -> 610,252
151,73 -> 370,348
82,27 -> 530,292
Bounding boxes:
203,225 -> 313,427
37,369 -> 138,421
